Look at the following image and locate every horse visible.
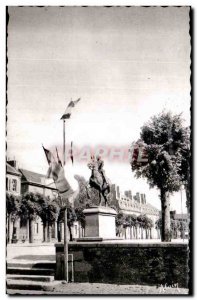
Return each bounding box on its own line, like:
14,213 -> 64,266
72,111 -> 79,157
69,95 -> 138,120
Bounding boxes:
87,157 -> 110,206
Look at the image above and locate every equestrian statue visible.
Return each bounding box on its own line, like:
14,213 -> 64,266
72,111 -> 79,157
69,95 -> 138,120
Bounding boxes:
87,156 -> 111,207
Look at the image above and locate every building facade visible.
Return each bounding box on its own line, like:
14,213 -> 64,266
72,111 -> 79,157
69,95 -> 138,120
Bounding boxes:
6,161 -> 22,243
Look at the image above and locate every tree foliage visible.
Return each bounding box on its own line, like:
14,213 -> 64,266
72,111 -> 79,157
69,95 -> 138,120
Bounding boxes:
75,206 -> 85,229
6,192 -> 21,221
130,111 -> 190,241
20,192 -> 41,221
36,194 -> 60,225
74,175 -> 92,207
131,112 -> 189,192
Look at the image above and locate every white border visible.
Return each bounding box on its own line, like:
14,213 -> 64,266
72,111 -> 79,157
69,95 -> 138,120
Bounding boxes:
0,1 -> 195,299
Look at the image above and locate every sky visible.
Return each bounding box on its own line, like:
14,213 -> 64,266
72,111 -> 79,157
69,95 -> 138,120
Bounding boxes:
7,6 -> 190,212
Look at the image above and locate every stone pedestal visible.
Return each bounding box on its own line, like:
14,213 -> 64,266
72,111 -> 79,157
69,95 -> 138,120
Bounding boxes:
81,206 -> 117,240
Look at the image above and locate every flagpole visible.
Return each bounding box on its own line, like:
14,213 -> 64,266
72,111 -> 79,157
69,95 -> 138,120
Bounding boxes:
63,120 -> 66,166
61,98 -> 80,282
62,119 -> 68,282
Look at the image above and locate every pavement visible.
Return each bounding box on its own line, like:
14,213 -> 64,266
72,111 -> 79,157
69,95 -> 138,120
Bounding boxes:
7,243 -> 56,263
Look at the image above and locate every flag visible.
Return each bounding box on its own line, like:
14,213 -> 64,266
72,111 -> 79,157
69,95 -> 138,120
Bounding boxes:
42,145 -> 75,205
42,145 -> 59,178
55,165 -> 74,199
56,147 -> 62,167
49,160 -> 75,202
60,98 -> 81,120
42,145 -> 53,164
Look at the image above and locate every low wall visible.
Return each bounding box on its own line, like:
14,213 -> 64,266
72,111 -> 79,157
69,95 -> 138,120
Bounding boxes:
55,241 -> 189,288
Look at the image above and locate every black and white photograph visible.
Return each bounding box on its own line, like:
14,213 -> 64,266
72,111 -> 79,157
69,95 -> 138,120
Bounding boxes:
6,6 -> 191,295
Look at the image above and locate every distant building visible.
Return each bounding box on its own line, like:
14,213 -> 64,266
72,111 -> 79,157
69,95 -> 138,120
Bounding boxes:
6,161 -> 21,196
20,168 -> 57,198
19,168 -> 59,243
170,210 -> 189,239
111,184 -> 160,239
6,160 -> 84,244
6,162 -> 22,243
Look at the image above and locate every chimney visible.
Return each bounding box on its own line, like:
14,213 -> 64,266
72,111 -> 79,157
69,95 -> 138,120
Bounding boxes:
128,190 -> 132,200
7,160 -> 18,170
136,192 -> 140,203
111,184 -> 116,200
116,186 -> 120,199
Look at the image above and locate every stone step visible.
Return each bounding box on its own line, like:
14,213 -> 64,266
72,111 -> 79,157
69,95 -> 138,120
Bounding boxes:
7,274 -> 54,282
7,267 -> 55,276
6,279 -> 58,292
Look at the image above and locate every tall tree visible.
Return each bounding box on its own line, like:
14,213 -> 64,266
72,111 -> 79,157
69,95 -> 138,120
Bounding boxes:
131,112 -> 189,242
58,207 -> 76,241
6,193 -> 21,243
20,192 -> 41,243
75,207 -> 85,229
37,194 -> 60,242
74,175 -> 91,207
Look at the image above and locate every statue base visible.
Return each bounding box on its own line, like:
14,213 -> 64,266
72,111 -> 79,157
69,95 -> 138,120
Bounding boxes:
79,206 -> 117,240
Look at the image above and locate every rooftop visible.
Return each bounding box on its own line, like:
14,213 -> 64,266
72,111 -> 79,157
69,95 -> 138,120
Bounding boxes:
19,169 -> 56,190
6,163 -> 21,176
20,168 -> 46,184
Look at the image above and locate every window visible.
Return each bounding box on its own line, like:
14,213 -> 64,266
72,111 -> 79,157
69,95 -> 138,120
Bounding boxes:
12,179 -> 17,192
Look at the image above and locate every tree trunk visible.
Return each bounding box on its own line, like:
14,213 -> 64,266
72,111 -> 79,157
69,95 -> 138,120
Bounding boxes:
47,223 -> 51,242
150,228 -> 152,239
141,227 -> 143,239
43,222 -> 47,242
57,221 -> 61,242
29,219 -> 34,243
136,227 -> 138,239
7,214 -> 11,243
68,225 -> 73,241
161,190 -> 171,242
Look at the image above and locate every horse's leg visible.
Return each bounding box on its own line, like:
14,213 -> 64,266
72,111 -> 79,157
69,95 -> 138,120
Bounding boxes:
99,191 -> 102,206
101,190 -> 107,207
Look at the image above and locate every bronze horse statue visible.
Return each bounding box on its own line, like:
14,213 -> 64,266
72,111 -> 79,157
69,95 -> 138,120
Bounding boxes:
87,156 -> 110,206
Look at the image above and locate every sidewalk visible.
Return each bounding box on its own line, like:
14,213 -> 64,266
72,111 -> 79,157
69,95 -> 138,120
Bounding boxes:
7,243 -> 56,262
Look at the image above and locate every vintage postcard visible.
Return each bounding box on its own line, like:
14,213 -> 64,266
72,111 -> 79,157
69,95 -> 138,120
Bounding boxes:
6,6 -> 191,295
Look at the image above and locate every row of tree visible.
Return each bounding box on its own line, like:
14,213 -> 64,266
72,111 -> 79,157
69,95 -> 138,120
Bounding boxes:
115,211 -> 154,239
6,192 -> 85,243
